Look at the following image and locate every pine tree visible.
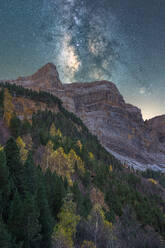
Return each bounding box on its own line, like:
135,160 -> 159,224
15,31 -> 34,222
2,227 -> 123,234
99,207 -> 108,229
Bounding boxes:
10,115 -> 22,138
0,149 -> 10,222
53,173 -> 66,218
0,149 -> 10,195
5,138 -> 23,193
8,191 -> 24,243
21,120 -> 31,135
0,218 -> 12,248
23,152 -> 37,195
0,88 -> 4,117
37,171 -> 53,248
22,192 -> 41,248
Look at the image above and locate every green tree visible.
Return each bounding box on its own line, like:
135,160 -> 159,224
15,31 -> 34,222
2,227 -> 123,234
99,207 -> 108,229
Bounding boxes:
0,218 -> 12,248
0,149 -> 10,222
0,149 -> 10,195
5,138 -> 23,193
9,115 -> 22,138
37,171 -> 53,248
8,191 -> 24,244
21,120 -> 31,135
8,191 -> 41,248
45,170 -> 67,219
23,152 -> 37,195
22,193 -> 41,248
0,88 -> 4,117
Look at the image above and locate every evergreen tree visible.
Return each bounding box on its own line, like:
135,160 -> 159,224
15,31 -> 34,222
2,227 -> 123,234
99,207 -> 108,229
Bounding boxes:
52,173 -> 66,219
0,150 -> 10,222
8,191 -> 24,244
0,218 -> 12,248
10,115 -> 22,138
23,152 -> 37,195
37,170 -> 53,248
0,149 -> 10,195
21,120 -> 31,135
5,138 -> 23,193
0,88 -> 4,117
22,193 -> 41,248
45,170 -> 67,219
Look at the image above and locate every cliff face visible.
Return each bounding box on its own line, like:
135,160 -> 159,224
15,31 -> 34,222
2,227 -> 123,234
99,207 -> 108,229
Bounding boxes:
4,63 -> 165,170
60,82 -> 165,170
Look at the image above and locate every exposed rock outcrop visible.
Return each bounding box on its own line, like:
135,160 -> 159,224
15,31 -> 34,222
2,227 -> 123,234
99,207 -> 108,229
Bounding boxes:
2,63 -> 165,170
146,115 -> 165,146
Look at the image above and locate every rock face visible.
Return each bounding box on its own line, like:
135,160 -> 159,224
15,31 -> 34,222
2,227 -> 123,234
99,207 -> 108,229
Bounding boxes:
4,63 -> 165,170
146,115 -> 165,144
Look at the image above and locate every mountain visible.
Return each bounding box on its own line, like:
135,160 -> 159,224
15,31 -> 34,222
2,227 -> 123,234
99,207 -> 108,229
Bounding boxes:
4,63 -> 165,171
1,77 -> 165,247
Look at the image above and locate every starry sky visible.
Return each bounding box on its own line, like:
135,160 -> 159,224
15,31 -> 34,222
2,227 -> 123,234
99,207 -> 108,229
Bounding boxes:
0,0 -> 165,120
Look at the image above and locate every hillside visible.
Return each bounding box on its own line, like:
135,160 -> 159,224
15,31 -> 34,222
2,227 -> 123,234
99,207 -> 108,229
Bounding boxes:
3,63 -> 165,171
0,82 -> 165,247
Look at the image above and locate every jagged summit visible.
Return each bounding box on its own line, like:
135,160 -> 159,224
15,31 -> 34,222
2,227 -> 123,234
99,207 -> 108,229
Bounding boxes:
16,63 -> 62,91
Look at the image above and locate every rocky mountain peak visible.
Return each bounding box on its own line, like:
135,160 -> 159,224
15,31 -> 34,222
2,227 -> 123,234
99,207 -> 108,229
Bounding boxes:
16,63 -> 62,91
5,63 -> 165,171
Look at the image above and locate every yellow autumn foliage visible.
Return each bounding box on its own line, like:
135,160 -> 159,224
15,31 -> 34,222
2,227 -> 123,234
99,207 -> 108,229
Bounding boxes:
81,240 -> 96,248
90,187 -> 109,211
16,136 -> 28,163
77,140 -> 82,151
52,196 -> 80,248
148,178 -> 157,185
57,128 -> 62,137
41,140 -> 85,186
49,123 -> 62,137
89,152 -> 94,160
49,123 -> 56,137
3,89 -> 14,126
68,149 -> 85,174
0,145 -> 4,151
109,165 -> 113,172
42,142 -> 85,186
88,204 -> 113,234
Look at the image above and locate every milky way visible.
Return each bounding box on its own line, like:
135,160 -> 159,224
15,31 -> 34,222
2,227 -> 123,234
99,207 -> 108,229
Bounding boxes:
40,0 -> 122,83
0,0 -> 165,119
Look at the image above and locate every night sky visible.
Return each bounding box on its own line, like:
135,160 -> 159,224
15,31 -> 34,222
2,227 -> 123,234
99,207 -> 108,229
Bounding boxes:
0,0 -> 165,120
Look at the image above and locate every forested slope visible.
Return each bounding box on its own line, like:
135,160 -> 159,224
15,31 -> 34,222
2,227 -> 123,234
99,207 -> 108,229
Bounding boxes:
0,83 -> 165,248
